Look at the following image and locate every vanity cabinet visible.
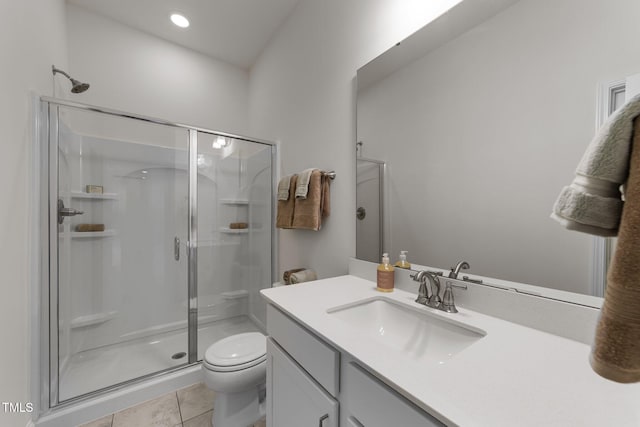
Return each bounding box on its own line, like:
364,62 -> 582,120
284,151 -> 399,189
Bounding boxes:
267,338 -> 339,427
266,304 -> 443,427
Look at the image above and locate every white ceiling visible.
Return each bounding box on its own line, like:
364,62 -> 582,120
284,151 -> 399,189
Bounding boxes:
67,0 -> 300,70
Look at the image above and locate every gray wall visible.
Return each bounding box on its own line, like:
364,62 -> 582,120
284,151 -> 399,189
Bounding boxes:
248,0 -> 463,280
0,1 -> 68,425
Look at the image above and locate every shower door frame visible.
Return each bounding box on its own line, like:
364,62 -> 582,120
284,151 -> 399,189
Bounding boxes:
355,157 -> 386,262
37,97 -> 278,412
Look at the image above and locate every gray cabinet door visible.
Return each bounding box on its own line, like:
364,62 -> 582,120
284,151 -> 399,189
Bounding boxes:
267,338 -> 338,427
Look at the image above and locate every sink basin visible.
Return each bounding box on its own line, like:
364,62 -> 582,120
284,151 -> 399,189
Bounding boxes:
327,297 -> 485,365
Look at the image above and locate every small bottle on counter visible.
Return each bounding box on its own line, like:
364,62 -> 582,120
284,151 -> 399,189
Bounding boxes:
376,253 -> 395,292
395,250 -> 411,269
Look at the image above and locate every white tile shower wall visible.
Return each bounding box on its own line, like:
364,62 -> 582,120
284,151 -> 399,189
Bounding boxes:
59,128 -> 189,355
248,0 -> 463,279
0,2 -> 68,426
59,132 -> 252,356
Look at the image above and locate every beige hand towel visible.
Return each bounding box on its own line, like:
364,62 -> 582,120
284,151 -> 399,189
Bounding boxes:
276,175 -> 297,229
552,93 -> 640,235
289,269 -> 318,284
292,170 -> 323,230
277,175 -> 293,201
590,117 -> 640,383
295,168 -> 316,199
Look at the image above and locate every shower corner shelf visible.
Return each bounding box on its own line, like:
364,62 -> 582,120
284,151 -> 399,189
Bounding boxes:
220,198 -> 249,205
71,230 -> 117,238
71,191 -> 119,200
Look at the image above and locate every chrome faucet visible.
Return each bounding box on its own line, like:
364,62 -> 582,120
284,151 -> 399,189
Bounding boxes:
410,271 -> 443,309
448,261 -> 470,279
412,271 -> 466,313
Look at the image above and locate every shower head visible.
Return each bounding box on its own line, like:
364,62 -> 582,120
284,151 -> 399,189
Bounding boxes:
69,78 -> 90,93
52,65 -> 90,93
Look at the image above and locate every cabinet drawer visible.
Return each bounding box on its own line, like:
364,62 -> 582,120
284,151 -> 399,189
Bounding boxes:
267,304 -> 339,396
343,362 -> 445,427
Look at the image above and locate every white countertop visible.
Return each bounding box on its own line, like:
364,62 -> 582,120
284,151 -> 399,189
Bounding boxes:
261,275 -> 640,427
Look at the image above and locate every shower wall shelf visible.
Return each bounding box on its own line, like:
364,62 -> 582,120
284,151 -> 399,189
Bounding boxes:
219,228 -> 249,234
70,311 -> 118,329
71,230 -> 117,238
70,191 -> 119,200
198,240 -> 240,247
220,198 -> 249,205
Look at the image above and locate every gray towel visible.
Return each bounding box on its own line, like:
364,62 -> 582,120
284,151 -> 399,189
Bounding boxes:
552,93 -> 640,235
295,168 -> 316,199
277,174 -> 294,201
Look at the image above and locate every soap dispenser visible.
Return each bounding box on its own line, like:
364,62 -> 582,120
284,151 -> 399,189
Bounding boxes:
377,253 -> 395,292
395,250 -> 411,269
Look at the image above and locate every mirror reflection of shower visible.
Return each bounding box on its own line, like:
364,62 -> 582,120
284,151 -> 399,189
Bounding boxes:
356,140 -> 385,262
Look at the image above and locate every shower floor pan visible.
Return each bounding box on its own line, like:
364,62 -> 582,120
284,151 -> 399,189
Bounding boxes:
58,315 -> 261,402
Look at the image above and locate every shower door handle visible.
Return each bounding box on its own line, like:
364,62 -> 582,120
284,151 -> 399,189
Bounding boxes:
174,237 -> 180,261
57,199 -> 84,224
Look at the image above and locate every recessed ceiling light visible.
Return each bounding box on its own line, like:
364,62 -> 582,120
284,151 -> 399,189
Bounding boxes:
170,13 -> 190,28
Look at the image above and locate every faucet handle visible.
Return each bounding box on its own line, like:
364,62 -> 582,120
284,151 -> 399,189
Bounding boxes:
440,280 -> 467,313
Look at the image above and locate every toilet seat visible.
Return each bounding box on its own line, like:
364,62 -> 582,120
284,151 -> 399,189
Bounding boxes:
204,332 -> 266,373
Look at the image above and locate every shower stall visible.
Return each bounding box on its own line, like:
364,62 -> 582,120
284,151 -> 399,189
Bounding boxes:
35,98 -> 276,411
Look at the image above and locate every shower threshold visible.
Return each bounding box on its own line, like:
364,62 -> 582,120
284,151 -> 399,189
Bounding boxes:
57,315 -> 261,402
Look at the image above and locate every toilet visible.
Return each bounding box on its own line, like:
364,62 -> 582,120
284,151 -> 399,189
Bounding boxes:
202,332 -> 267,427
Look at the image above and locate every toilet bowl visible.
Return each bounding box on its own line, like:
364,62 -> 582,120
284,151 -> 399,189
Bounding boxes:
202,332 -> 267,427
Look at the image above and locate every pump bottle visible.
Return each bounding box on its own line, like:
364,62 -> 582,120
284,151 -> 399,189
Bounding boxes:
395,250 -> 411,269
377,253 -> 395,292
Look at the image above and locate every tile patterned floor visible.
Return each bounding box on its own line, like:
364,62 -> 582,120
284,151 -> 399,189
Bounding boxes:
79,383 -> 267,427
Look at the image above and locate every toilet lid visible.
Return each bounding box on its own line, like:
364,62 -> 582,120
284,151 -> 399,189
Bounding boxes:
204,332 -> 266,368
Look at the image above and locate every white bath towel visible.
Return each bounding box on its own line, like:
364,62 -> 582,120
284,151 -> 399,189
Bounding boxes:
295,168 -> 316,199
552,93 -> 640,235
277,175 -> 294,201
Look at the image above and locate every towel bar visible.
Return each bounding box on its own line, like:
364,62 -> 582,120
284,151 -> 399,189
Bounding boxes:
323,171 -> 336,180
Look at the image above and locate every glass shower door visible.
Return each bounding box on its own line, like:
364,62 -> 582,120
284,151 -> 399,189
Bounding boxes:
50,105 -> 191,403
195,132 -> 274,360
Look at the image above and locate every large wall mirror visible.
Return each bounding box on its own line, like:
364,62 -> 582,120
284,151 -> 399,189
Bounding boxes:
356,0 -> 640,300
